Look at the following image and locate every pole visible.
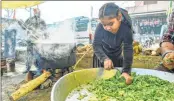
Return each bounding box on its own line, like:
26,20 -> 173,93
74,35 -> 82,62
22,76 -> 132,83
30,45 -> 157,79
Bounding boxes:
89,6 -> 93,44
30,7 -> 32,17
91,6 -> 93,19
7,9 -> 10,19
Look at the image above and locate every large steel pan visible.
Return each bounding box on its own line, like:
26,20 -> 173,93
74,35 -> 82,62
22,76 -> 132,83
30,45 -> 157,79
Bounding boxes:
51,68 -> 174,101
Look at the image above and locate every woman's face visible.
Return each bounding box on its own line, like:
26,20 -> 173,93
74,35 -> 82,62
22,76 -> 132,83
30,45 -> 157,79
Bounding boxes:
100,15 -> 121,34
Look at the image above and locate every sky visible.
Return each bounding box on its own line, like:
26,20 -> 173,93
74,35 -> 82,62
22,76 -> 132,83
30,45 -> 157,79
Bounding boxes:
2,1 -> 135,24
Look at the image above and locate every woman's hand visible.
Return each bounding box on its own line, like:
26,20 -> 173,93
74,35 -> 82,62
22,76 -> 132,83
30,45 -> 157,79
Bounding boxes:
121,72 -> 133,85
163,52 -> 174,70
104,58 -> 114,70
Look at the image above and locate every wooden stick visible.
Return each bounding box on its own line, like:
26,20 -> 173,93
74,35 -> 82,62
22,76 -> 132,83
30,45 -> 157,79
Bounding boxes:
73,46 -> 92,70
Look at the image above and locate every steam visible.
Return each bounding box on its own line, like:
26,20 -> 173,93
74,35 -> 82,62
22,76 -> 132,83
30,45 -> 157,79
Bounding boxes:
36,19 -> 76,43
3,18 -> 77,61
7,22 -> 28,42
34,19 -> 77,60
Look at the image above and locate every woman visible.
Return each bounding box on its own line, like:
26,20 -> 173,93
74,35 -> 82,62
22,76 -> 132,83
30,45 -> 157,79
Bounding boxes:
156,8 -> 174,73
93,3 -> 133,84
156,34 -> 174,73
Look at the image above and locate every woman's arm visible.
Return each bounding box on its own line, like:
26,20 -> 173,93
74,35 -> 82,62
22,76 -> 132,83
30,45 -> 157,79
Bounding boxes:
93,24 -> 109,63
122,28 -> 133,74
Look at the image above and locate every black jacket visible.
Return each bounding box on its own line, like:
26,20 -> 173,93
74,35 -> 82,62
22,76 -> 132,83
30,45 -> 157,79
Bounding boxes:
93,22 -> 133,74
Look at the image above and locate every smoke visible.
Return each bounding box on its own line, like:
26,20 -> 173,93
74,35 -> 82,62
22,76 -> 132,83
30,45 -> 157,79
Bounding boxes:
42,19 -> 76,43
34,19 -> 77,60
7,22 -> 28,42
3,18 -> 77,61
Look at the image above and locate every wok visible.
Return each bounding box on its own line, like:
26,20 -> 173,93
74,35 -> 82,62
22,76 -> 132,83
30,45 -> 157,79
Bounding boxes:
33,42 -> 76,69
51,68 -> 174,101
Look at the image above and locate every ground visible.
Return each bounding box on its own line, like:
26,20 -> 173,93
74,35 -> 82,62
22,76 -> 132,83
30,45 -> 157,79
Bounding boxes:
1,55 -> 162,101
1,62 -> 51,101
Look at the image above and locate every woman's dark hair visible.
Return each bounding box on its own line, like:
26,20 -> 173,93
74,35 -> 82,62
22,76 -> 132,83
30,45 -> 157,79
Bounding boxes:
99,2 -> 120,19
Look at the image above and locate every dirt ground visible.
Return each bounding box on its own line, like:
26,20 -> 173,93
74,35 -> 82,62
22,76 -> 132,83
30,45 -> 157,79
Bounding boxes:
2,73 -> 26,101
1,74 -> 52,101
1,55 -> 162,101
1,62 -> 52,101
17,88 -> 51,101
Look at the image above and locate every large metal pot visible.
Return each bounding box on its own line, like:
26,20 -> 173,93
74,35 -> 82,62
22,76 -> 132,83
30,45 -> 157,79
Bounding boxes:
51,68 -> 174,101
33,42 -> 76,69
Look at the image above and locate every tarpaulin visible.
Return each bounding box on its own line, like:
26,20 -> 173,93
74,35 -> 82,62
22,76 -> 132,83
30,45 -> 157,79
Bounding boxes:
2,1 -> 44,9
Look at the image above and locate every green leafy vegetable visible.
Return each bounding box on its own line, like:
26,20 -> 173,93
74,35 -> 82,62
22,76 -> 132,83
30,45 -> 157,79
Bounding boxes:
77,93 -> 88,100
87,71 -> 174,101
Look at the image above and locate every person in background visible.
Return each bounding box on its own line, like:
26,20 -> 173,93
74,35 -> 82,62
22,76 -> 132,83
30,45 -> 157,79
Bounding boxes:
93,3 -> 133,85
155,8 -> 174,73
22,8 -> 47,76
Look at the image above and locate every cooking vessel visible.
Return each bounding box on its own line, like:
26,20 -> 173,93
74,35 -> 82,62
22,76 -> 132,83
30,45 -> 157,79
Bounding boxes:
51,68 -> 174,101
33,42 -> 76,69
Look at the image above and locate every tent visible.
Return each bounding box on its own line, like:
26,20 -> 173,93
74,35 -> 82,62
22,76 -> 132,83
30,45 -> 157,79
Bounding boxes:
2,1 -> 44,9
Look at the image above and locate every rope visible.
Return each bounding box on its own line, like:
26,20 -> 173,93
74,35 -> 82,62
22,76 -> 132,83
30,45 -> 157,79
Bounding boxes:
73,45 -> 92,70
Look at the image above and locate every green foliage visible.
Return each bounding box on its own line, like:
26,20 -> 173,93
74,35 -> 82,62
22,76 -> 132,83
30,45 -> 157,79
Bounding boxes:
87,71 -> 174,101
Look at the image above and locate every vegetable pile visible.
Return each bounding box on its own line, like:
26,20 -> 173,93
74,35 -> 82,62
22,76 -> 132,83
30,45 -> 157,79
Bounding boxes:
87,71 -> 174,101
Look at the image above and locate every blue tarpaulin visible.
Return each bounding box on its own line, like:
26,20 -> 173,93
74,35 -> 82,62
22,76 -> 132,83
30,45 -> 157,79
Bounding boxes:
4,29 -> 17,58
